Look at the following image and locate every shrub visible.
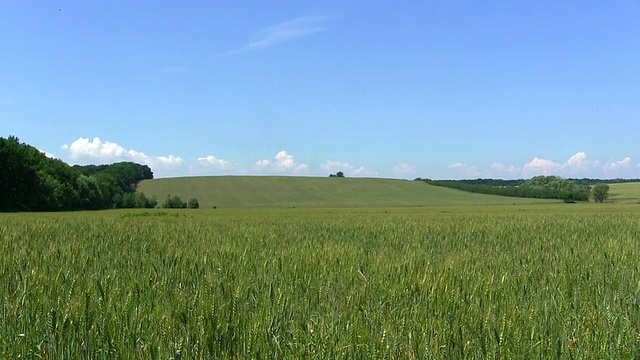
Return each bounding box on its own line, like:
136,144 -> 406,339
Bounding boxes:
162,195 -> 187,209
188,197 -> 199,209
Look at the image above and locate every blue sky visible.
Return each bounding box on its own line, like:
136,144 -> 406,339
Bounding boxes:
2,1 -> 640,179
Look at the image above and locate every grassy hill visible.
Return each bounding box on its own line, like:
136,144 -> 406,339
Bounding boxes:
136,176 -> 559,209
608,182 -> 640,203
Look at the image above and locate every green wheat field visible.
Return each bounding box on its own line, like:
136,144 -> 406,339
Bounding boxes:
2,180 -> 640,358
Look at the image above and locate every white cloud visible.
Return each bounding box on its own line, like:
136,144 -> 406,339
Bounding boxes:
321,160 -> 351,174
522,157 -> 562,177
562,151 -> 602,177
61,137 -> 184,177
39,148 -> 58,159
448,162 -> 480,178
222,16 -> 335,55
256,159 -> 271,167
321,160 -> 378,177
603,157 -> 632,173
255,150 -> 309,174
523,153 -> 632,178
351,166 -> 379,177
566,151 -> 589,168
197,155 -> 232,169
62,137 -> 126,160
448,162 -> 468,169
449,152 -> 636,179
392,163 -> 416,178
190,154 -> 245,175
490,162 -> 506,171
127,149 -> 184,169
488,162 -> 520,178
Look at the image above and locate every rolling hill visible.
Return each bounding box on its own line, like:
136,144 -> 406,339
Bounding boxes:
607,182 -> 640,203
136,176 -> 560,209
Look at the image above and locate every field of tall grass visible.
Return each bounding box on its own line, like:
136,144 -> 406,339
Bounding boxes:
2,205 -> 639,358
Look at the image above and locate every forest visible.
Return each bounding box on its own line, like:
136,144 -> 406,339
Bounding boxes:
0,136 -> 155,211
421,176 -> 619,202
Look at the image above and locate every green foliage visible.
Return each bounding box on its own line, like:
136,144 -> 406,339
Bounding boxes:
115,192 -> 157,209
187,197 -> 199,209
119,211 -> 180,218
82,162 -> 154,208
425,176 -> 591,201
522,175 -> 591,201
114,193 -> 135,208
455,178 -> 525,186
163,195 -> 187,209
76,175 -> 105,209
592,183 -> 610,203
0,136 -> 81,211
0,136 -> 154,211
2,207 -> 640,357
570,178 -> 640,185
135,192 -> 158,208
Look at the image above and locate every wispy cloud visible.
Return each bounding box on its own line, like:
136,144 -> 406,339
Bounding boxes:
447,163 -> 480,178
448,162 -> 469,170
392,163 -> 417,179
603,157 -> 632,174
190,155 -> 245,175
489,162 -> 520,178
221,16 -> 335,56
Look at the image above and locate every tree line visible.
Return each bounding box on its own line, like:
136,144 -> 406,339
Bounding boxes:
420,175 -> 614,202
0,136 -> 156,211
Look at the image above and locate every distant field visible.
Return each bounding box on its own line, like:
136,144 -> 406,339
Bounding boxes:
137,176 -> 558,208
608,182 -> 640,203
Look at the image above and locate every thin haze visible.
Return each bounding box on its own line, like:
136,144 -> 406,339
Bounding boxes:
2,1 -> 639,179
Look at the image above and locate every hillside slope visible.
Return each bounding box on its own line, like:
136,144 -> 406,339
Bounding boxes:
136,176 -> 559,209
608,182 -> 640,203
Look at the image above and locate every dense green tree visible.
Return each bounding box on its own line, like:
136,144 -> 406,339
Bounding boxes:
163,195 -> 187,209
76,175 -> 105,209
0,136 -> 43,210
1,136 -> 155,211
188,197 -> 200,209
520,176 -> 590,201
592,183 -> 610,203
115,193 -> 136,208
0,136 -> 83,210
423,176 -> 590,201
134,193 -> 157,208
